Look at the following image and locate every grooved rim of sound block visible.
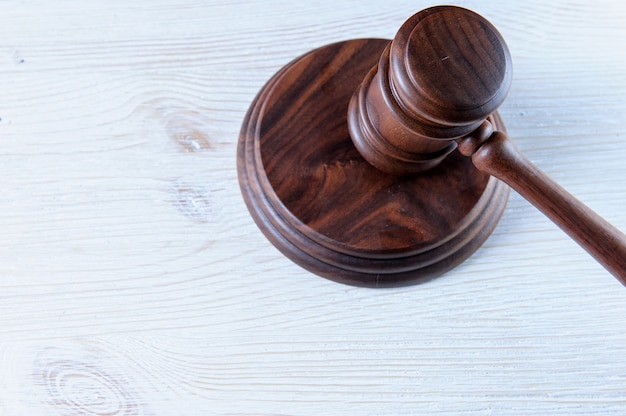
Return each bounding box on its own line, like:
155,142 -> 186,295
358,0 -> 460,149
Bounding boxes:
237,39 -> 509,288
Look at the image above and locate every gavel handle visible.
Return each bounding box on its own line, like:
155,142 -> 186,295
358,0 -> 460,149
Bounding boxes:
460,131 -> 626,286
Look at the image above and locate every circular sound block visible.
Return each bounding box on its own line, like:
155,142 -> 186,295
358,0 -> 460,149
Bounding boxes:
238,39 -> 509,288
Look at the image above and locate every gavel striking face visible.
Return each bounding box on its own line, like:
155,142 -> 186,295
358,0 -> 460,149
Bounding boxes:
349,6 -> 512,175
238,5 -> 626,287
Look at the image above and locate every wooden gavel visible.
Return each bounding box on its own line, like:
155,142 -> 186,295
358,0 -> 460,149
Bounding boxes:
348,6 -> 626,285
238,5 -> 626,287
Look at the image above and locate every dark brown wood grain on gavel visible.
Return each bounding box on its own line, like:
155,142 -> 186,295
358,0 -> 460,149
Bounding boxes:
238,5 -> 626,287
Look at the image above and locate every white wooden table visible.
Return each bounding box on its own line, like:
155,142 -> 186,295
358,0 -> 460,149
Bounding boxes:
1,1 -> 626,414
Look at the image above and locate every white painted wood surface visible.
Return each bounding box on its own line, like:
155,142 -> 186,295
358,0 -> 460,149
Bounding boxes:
1,1 -> 626,414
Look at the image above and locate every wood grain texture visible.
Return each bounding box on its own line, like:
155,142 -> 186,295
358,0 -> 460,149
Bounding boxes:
238,38 -> 509,287
1,0 -> 626,415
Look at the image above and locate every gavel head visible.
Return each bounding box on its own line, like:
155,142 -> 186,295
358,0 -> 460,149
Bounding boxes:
348,5 -> 512,175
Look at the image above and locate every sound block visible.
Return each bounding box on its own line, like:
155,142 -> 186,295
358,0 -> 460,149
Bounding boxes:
237,38 -> 509,287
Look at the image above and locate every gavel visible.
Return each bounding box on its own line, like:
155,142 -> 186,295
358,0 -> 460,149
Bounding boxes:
238,5 -> 626,287
348,5 -> 626,285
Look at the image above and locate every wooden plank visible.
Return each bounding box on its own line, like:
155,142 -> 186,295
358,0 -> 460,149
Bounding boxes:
1,0 -> 625,414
